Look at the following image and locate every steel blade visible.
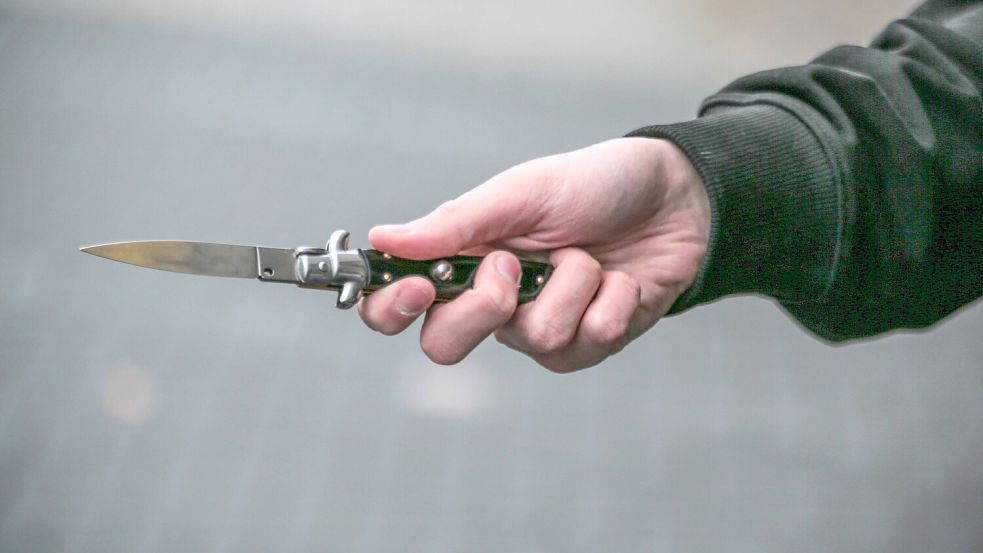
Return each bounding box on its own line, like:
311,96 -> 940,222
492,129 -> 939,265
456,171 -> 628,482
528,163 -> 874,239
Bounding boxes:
81,240 -> 266,279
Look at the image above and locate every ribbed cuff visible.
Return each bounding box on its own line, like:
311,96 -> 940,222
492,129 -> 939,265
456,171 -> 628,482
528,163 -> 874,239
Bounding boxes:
628,104 -> 843,313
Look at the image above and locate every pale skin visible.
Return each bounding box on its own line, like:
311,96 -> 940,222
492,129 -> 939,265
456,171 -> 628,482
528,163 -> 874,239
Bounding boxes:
358,137 -> 712,373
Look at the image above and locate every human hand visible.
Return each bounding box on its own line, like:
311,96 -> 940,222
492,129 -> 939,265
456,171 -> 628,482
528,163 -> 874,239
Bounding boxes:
358,137 -> 710,372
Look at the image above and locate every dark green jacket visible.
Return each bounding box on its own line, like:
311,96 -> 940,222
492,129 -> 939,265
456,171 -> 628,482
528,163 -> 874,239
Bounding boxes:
631,0 -> 982,340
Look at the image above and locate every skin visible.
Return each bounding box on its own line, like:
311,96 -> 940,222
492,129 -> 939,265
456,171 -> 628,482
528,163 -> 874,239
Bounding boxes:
358,137 -> 711,373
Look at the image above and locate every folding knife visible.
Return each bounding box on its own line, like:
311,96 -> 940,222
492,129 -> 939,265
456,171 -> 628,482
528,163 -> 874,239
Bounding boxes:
81,230 -> 553,309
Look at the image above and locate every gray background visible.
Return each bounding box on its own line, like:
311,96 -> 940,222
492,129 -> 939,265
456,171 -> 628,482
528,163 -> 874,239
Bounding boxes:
1,1 -> 981,552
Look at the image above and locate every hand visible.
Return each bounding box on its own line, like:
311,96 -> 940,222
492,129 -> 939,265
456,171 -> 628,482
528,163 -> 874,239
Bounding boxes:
358,137 -> 710,372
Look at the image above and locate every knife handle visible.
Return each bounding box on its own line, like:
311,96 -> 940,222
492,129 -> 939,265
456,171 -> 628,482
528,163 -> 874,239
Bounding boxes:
361,250 -> 553,303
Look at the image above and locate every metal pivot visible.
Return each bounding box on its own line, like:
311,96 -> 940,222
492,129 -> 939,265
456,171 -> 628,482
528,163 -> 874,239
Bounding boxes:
294,230 -> 369,309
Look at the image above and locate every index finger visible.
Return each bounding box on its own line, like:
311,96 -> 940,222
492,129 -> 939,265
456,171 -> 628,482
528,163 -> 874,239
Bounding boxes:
357,276 -> 436,336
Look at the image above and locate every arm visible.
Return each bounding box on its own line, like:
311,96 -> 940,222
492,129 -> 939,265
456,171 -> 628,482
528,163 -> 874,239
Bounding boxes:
359,0 -> 983,370
629,0 -> 983,340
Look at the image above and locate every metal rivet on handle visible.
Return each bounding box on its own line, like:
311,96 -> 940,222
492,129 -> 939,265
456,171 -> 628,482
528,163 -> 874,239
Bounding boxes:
535,274 -> 545,285
382,272 -> 393,282
430,260 -> 453,282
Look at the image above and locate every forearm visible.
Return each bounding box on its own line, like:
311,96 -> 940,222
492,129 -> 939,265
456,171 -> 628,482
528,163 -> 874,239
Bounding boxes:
631,0 -> 983,340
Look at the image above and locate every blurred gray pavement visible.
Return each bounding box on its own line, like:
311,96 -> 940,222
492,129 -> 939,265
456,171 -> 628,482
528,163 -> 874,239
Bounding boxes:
1,2 -> 981,552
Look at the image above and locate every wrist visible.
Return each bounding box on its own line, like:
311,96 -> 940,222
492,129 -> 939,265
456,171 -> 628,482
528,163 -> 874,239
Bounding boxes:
629,137 -> 712,296
655,139 -> 711,240
627,104 -> 842,312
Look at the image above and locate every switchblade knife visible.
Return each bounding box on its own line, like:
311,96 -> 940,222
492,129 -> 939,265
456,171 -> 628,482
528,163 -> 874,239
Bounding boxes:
81,230 -> 553,309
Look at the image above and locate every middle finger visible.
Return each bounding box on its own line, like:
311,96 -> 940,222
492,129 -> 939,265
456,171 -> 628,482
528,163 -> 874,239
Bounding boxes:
418,251 -> 522,364
496,247 -> 602,355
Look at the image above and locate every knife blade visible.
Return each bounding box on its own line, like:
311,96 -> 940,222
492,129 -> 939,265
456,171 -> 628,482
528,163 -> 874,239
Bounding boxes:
81,230 -> 553,309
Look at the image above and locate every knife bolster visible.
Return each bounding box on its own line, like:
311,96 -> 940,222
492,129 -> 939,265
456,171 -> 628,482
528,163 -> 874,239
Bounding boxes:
295,230 -> 369,309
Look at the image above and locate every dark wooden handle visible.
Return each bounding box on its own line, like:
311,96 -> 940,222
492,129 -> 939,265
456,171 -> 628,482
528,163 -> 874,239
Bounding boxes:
361,250 -> 552,303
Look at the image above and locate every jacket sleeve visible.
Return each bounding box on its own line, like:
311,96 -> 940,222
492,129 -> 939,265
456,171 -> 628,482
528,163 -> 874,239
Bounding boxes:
628,0 -> 983,341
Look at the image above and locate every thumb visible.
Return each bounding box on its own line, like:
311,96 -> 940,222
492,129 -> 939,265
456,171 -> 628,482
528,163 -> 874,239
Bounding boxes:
369,166 -> 549,259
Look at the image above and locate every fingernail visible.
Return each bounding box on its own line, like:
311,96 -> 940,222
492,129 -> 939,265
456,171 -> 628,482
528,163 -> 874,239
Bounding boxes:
395,286 -> 430,316
374,223 -> 414,235
495,254 -> 521,286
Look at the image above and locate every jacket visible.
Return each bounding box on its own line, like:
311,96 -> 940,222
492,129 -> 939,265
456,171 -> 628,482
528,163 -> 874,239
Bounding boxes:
629,0 -> 983,340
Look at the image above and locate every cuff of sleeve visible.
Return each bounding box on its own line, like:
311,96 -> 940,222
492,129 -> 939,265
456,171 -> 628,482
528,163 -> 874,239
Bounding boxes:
627,104 -> 843,313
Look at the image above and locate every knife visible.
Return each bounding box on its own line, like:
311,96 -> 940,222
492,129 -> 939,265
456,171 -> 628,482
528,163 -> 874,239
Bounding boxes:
81,230 -> 553,309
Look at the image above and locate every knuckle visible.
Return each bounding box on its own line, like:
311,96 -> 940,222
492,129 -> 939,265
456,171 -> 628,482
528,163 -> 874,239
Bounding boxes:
524,318 -> 572,354
480,285 -> 517,319
433,198 -> 459,216
421,334 -> 462,365
583,314 -> 629,350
